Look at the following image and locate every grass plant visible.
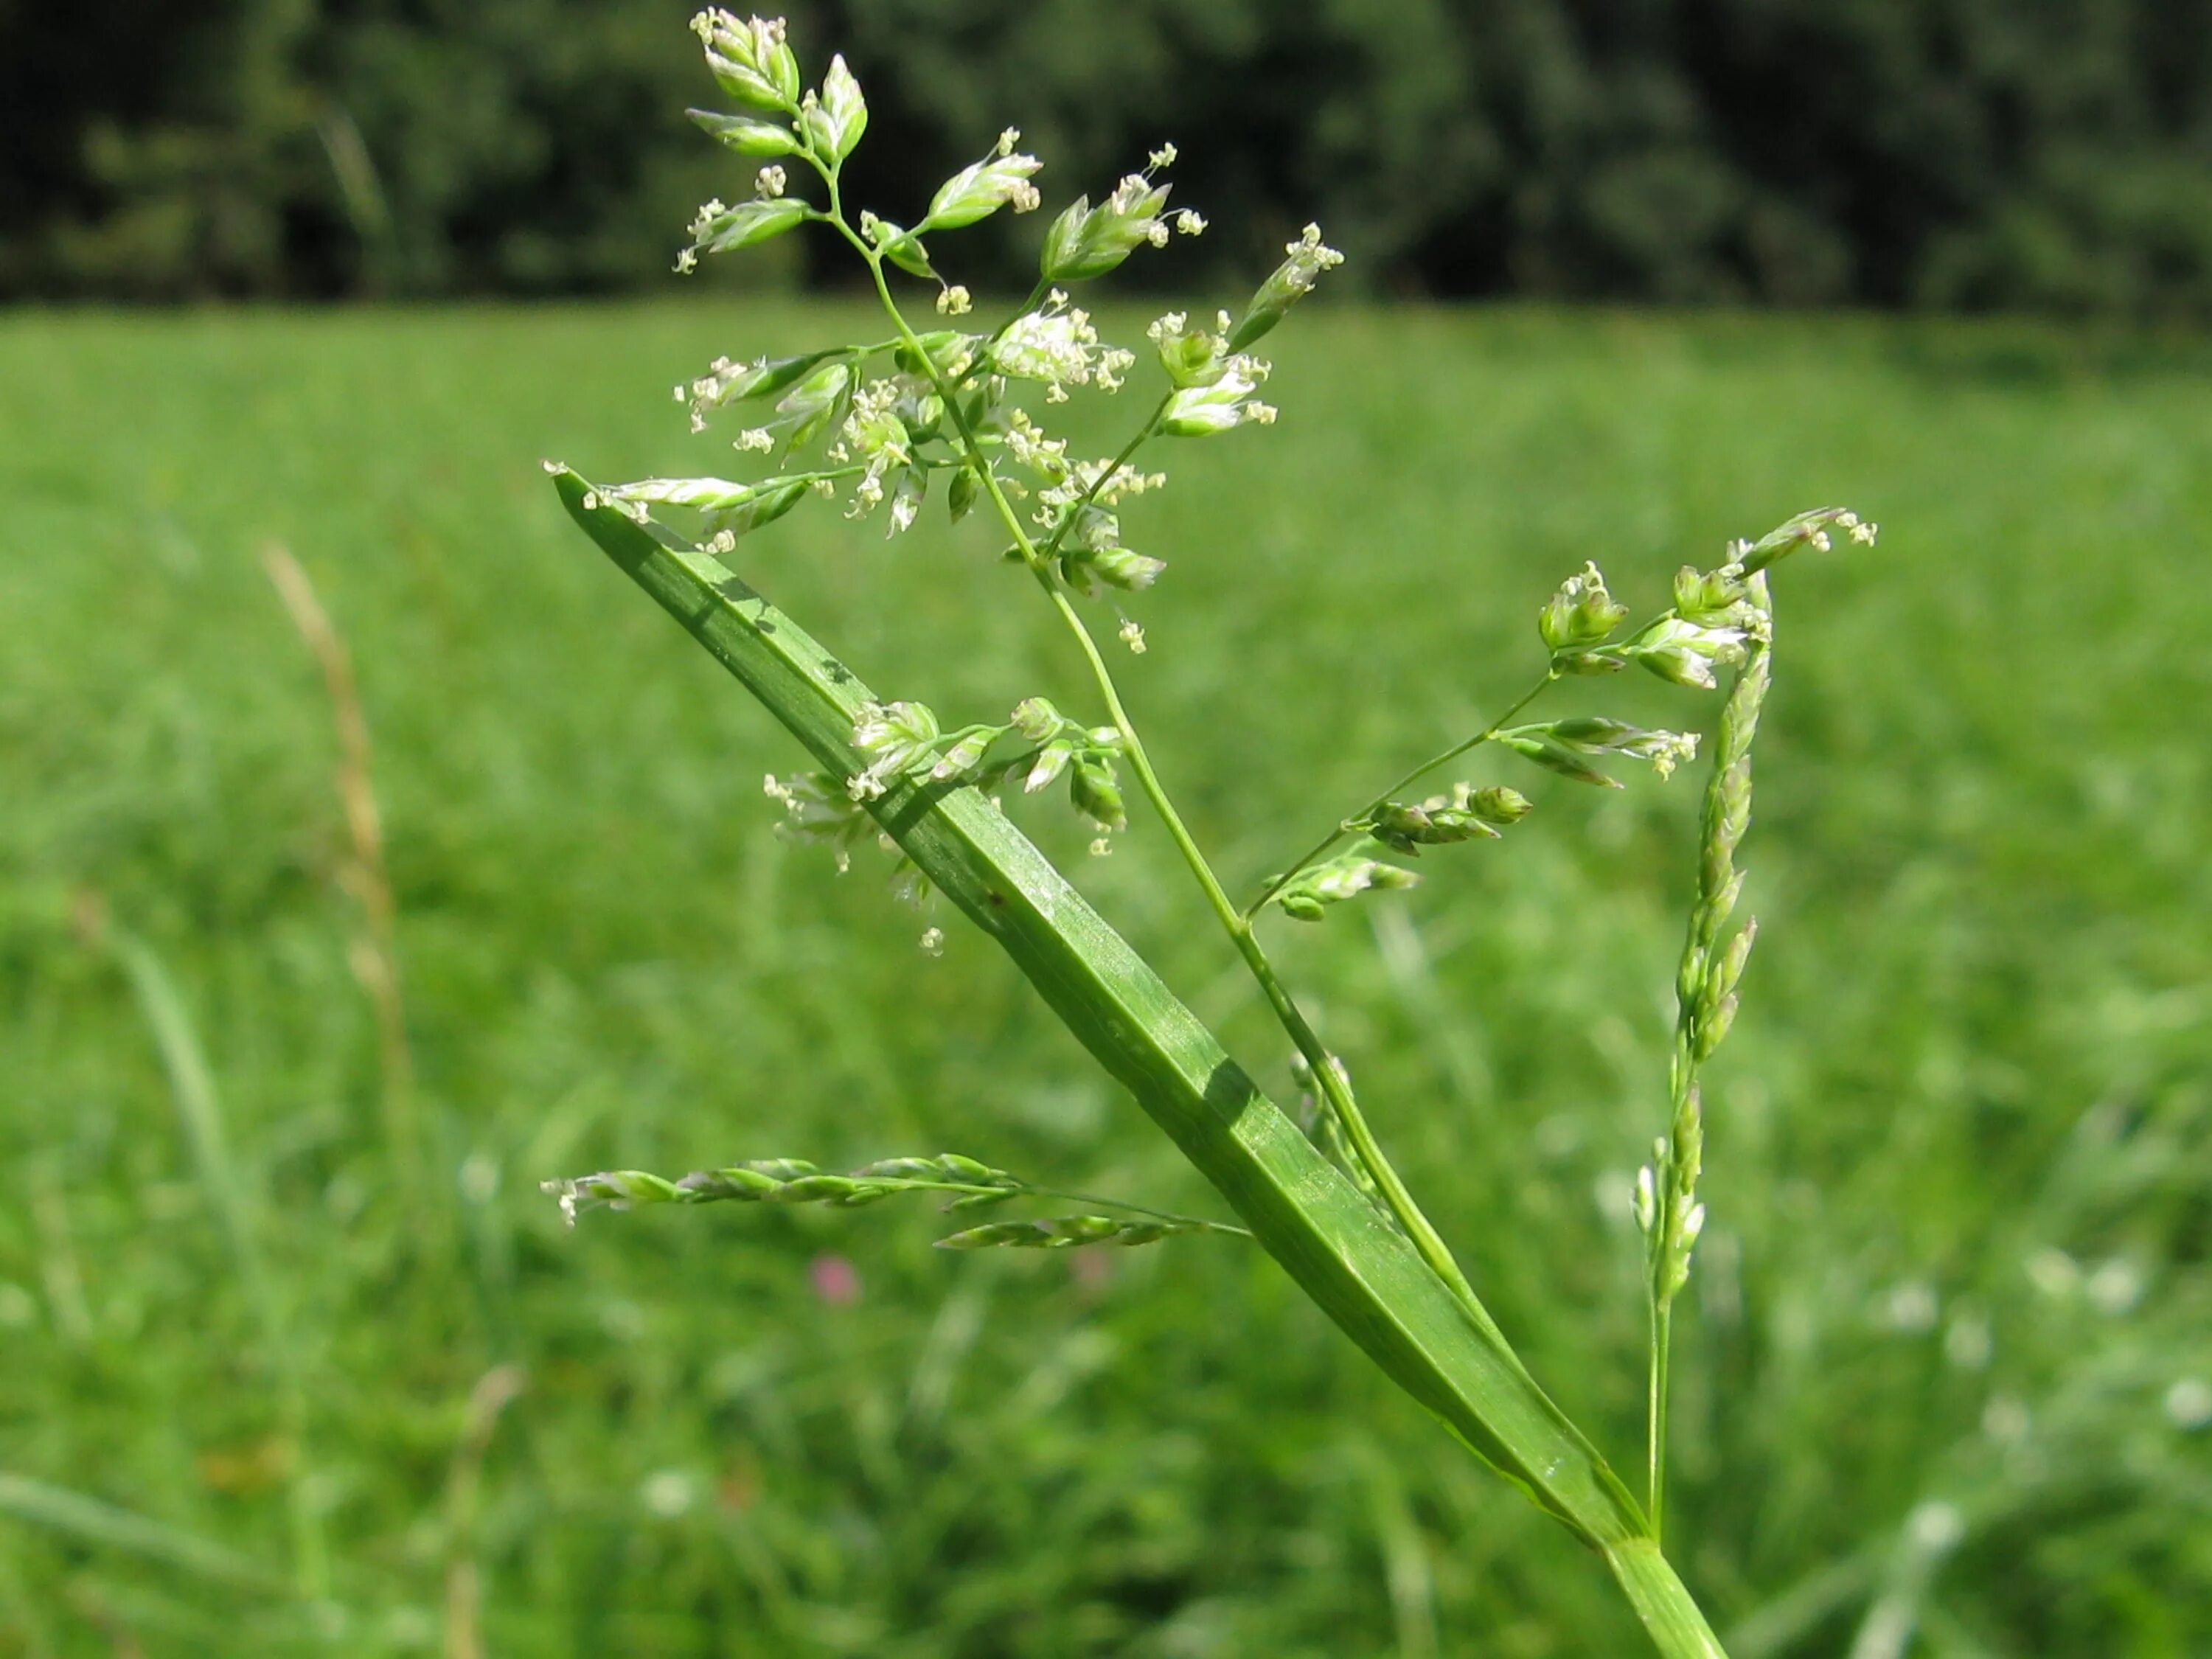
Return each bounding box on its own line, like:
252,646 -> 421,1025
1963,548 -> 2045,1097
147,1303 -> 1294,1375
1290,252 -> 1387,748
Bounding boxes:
523,12 -> 2188,1655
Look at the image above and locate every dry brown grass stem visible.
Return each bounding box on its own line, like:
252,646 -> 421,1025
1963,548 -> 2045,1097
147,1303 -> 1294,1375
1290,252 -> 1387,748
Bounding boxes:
261,543 -> 420,1186
442,1365 -> 526,1659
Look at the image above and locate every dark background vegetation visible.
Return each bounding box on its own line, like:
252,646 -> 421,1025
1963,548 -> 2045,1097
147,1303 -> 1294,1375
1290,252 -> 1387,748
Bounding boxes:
6,0 -> 2212,315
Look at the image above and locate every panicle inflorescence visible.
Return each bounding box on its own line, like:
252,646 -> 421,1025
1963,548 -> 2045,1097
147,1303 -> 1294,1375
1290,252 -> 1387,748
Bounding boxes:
936,1214 -> 1228,1249
1639,569 -> 1773,1309
560,18 -> 1352,665
840,695 -> 1129,839
543,1153 -> 1244,1250
1273,850 -> 1420,922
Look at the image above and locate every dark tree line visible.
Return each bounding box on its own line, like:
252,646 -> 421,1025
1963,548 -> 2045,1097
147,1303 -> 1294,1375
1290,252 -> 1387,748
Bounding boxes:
4,0 -> 2209,316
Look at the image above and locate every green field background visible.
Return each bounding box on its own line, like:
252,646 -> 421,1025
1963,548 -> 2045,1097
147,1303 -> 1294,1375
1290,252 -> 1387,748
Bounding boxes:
4,302 -> 2210,1655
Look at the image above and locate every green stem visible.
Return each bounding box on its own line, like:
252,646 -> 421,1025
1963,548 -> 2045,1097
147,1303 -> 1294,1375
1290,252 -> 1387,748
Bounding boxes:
1246,667 -> 1559,920
1649,1292 -> 1674,1534
1607,1540 -> 1729,1658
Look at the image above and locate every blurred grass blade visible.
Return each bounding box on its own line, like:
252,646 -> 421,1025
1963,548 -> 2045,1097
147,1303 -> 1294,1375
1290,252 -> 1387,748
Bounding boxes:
0,1470 -> 277,1590
107,928 -> 331,1604
551,473 -> 1725,1647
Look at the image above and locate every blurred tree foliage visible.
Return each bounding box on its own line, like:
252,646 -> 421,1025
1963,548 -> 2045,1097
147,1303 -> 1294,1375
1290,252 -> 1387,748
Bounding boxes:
4,0 -> 2210,315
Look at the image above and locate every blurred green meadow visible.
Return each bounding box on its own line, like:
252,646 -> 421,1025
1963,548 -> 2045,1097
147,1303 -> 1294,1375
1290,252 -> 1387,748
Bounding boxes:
3,300 -> 2211,1657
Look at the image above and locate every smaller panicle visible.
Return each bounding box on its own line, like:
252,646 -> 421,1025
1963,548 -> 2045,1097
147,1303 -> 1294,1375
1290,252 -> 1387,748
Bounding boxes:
1038,145 -> 1185,283
691,12 -> 801,114
1272,849 -> 1419,922
543,1153 -> 1245,1249
1363,783 -> 1533,855
681,347 -> 842,434
925,129 -> 1044,229
993,697 -> 1129,832
676,192 -> 808,271
762,770 -> 882,873
1141,305 -> 1279,434
1736,506 -> 1876,574
1158,354 -> 1275,437
1538,561 -> 1631,667
799,52 -> 868,161
1501,717 -> 1702,787
1227,223 -> 1346,352
581,472 -> 811,547
936,1214 -> 1228,1249
848,699 -> 945,799
1623,618 -> 1751,692
1641,567 -> 1775,1316
688,107 -> 801,158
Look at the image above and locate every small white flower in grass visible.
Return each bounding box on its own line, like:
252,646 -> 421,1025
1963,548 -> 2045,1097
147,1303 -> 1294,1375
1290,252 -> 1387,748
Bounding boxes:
936,284 -> 972,316
2087,1257 -> 2143,1315
641,1470 -> 695,1518
1175,209 -> 1207,236
998,127 -> 1020,156
1982,1395 -> 2031,1443
2166,1377 -> 2212,1430
1119,619 -> 1146,653
754,164 -> 787,199
1088,836 -> 1113,858
1885,1281 -> 1938,1334
734,428 -> 775,452
2026,1247 -> 2079,1298
1907,1501 -> 1965,1554
674,247 -> 699,275
1148,143 -> 1178,170
1944,1312 -> 1992,1370
919,926 -> 945,956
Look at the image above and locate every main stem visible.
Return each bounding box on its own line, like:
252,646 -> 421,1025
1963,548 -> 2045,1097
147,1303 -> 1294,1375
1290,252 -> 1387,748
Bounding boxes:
841,224 -> 1499,1336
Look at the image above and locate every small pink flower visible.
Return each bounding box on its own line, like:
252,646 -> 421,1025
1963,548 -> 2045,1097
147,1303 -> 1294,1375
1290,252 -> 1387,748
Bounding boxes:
809,1253 -> 861,1306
